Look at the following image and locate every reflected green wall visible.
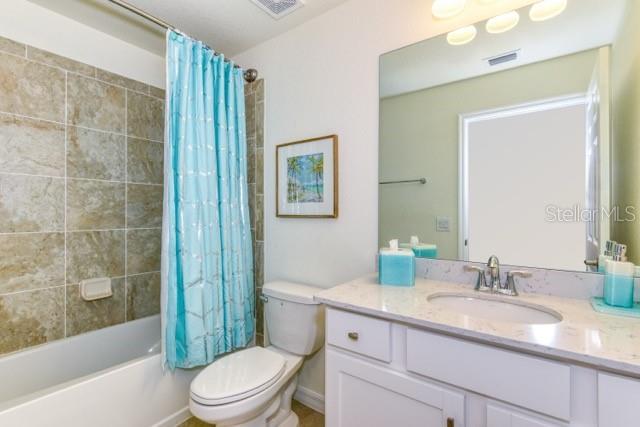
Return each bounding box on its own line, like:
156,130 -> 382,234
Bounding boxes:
379,49 -> 598,257
611,0 -> 640,263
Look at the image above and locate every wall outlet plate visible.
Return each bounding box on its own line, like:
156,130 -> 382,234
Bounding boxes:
436,216 -> 451,232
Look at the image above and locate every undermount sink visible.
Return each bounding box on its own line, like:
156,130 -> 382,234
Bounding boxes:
428,293 -> 563,325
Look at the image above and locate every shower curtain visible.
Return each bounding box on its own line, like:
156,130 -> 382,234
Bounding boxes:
161,30 -> 254,370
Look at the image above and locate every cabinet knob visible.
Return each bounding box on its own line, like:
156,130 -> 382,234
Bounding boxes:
347,332 -> 359,341
446,417 -> 454,427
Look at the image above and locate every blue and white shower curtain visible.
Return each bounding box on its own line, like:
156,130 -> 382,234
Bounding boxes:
161,30 -> 254,370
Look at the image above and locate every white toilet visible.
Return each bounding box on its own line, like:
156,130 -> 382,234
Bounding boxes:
189,281 -> 325,427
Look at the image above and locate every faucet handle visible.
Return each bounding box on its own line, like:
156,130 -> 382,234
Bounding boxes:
464,265 -> 490,291
502,270 -> 532,296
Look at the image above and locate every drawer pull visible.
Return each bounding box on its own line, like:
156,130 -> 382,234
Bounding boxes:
347,332 -> 359,341
446,417 -> 454,427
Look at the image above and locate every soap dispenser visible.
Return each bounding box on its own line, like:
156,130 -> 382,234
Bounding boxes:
598,240 -> 616,273
379,239 -> 415,287
603,244 -> 635,308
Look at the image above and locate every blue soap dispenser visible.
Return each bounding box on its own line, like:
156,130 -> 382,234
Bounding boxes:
379,239 -> 415,287
603,244 -> 635,308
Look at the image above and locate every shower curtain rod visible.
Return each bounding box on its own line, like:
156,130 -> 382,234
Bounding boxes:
106,0 -> 258,82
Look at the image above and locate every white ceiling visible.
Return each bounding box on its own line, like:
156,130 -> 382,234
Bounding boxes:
27,0 -> 349,57
380,0 -> 628,98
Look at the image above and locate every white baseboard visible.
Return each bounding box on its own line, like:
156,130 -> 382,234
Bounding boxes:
152,406 -> 192,427
294,386 -> 325,414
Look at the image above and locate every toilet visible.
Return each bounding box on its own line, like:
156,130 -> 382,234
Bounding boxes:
189,281 -> 325,427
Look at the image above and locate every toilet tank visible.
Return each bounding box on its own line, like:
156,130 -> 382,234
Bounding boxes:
262,281 -> 325,356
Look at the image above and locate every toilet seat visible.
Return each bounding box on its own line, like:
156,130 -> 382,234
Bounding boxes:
190,347 -> 286,406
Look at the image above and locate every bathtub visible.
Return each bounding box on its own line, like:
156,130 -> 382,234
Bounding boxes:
0,315 -> 201,427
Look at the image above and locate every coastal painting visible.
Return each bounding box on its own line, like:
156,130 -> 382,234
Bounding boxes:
287,153 -> 324,203
276,135 -> 338,218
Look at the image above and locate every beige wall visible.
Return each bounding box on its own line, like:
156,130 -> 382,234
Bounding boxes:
611,0 -> 640,263
233,0 -> 540,399
379,49 -> 598,259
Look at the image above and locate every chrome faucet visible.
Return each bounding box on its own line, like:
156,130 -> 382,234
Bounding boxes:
487,255 -> 501,291
464,256 -> 531,296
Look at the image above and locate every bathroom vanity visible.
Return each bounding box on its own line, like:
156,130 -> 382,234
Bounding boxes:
317,276 -> 640,427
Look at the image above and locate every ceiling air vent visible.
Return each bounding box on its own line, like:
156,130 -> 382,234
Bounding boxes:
486,49 -> 521,67
250,0 -> 306,19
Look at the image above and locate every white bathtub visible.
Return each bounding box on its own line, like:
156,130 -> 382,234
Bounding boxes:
0,315 -> 201,427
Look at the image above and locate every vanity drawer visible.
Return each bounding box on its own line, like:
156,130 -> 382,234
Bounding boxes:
406,328 -> 571,421
327,308 -> 391,362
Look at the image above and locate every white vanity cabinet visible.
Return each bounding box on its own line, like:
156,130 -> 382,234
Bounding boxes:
326,350 -> 465,427
486,404 -> 565,427
324,307 -> 638,427
597,372 -> 640,427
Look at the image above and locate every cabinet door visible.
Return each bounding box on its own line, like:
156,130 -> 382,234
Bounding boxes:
598,372 -> 640,427
326,348 -> 464,427
487,404 -> 566,427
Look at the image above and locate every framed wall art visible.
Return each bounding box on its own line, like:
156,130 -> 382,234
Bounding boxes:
276,135 -> 338,218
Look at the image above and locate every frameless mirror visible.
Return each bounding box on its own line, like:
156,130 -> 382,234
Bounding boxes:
378,0 -> 638,272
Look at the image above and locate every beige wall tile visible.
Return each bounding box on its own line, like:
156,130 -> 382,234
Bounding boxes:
127,228 -> 161,274
96,68 -> 148,93
0,36 -> 26,57
127,138 -> 163,184
256,101 -> 264,148
256,194 -> 264,242
0,51 -> 65,122
127,91 -> 164,141
67,179 -> 125,230
0,113 -> 65,176
149,86 -> 165,100
0,233 -> 64,294
67,230 -> 125,284
245,91 -> 256,140
256,148 -> 264,194
27,46 -> 95,78
126,272 -> 160,321
67,74 -> 125,133
127,184 -> 163,228
67,126 -> 126,181
0,287 -> 64,355
65,278 -> 125,337
0,174 -> 64,232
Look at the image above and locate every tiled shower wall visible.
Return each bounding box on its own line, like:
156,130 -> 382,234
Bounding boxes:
244,80 -> 265,345
0,36 -> 165,355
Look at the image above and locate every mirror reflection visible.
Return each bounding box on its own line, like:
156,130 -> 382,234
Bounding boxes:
378,0 -> 637,272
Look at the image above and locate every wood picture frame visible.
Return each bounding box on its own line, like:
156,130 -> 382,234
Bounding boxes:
276,135 -> 338,218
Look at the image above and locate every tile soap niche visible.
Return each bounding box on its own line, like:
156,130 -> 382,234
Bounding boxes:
80,278 -> 112,301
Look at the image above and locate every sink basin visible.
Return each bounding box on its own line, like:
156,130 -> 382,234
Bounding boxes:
428,293 -> 563,325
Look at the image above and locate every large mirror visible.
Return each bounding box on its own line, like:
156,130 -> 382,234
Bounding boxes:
378,0 -> 638,272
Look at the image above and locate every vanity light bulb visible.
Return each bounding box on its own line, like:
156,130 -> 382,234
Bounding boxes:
485,10 -> 520,34
447,25 -> 478,46
529,0 -> 568,22
432,0 -> 467,19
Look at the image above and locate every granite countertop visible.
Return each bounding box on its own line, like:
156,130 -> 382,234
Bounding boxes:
315,275 -> 640,377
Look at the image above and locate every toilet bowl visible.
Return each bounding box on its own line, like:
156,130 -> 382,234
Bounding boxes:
189,281 -> 325,427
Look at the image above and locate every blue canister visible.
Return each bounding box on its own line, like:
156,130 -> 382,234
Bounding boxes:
379,240 -> 415,287
603,259 -> 635,308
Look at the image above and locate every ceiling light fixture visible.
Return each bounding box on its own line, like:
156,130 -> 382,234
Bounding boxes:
447,25 -> 478,45
486,10 -> 520,34
477,0 -> 502,4
529,0 -> 568,22
432,0 -> 467,19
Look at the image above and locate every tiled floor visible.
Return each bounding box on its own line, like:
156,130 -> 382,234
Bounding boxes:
178,400 -> 324,427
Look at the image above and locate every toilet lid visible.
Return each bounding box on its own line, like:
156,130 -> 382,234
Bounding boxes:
190,347 -> 286,406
